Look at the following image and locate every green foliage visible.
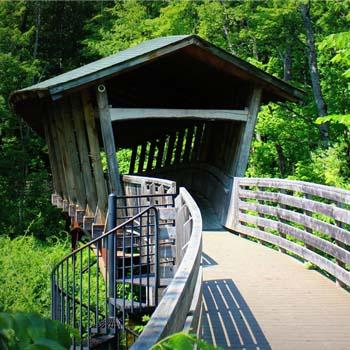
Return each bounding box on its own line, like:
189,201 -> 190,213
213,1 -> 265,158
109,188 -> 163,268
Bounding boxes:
133,314 -> 150,334
316,114 -> 350,127
291,143 -> 350,189
151,332 -> 217,350
0,235 -> 70,316
0,312 -> 71,350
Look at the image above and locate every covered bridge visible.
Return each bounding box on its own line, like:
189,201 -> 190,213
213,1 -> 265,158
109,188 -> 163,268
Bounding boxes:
11,36 -> 350,350
10,35 -> 303,227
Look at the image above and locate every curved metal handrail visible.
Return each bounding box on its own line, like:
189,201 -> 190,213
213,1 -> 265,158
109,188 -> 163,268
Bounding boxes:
51,205 -> 160,349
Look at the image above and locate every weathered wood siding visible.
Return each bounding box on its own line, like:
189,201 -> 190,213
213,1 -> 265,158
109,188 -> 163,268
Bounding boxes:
45,90 -> 109,224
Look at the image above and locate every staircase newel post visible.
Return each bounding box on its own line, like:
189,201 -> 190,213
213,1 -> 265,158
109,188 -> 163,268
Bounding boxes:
107,193 -> 117,317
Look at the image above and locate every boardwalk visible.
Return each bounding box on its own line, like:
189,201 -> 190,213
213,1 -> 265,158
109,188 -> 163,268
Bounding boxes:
201,231 -> 350,350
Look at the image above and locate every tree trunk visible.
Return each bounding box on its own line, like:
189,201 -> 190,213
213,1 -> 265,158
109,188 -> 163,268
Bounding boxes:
300,3 -> 329,147
275,143 -> 287,177
283,41 -> 292,82
219,0 -> 235,54
33,1 -> 41,59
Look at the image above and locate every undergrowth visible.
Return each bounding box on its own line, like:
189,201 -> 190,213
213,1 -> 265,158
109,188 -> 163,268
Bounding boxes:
0,235 -> 70,317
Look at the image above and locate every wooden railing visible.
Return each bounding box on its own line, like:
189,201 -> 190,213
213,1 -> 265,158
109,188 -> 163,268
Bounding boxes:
131,187 -> 203,349
227,177 -> 350,287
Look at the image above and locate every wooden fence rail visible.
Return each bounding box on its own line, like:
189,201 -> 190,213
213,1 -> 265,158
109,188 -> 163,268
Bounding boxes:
227,177 -> 350,288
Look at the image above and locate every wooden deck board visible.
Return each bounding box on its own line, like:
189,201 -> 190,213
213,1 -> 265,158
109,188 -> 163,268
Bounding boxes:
202,231 -> 350,350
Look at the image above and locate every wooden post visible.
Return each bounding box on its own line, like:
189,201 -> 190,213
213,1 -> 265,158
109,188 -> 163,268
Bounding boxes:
174,129 -> 185,164
191,123 -> 204,162
147,141 -> 156,172
226,122 -> 239,174
96,84 -> 123,196
156,136 -> 165,169
183,125 -> 194,163
225,87 -> 262,227
199,122 -> 212,162
225,177 -> 241,232
129,145 -> 138,174
165,134 -> 176,167
335,202 -> 346,288
70,94 -> 98,213
138,142 -> 147,173
235,87 -> 262,177
81,90 -> 108,220
277,189 -> 288,254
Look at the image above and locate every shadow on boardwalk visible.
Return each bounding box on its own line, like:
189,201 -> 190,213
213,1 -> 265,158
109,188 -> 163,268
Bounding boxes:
202,279 -> 271,350
202,252 -> 218,267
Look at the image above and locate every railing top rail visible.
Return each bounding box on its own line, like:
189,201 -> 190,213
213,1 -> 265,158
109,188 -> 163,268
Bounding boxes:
51,205 -> 157,274
235,177 -> 350,205
131,187 -> 202,349
123,174 -> 176,191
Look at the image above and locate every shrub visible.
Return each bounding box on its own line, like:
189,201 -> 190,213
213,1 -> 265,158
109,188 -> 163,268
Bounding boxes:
0,235 -> 70,316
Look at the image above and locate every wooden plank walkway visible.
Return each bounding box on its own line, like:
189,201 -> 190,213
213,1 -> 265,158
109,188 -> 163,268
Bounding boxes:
201,231 -> 350,350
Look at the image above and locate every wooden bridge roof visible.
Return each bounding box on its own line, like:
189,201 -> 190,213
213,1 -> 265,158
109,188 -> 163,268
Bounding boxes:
11,35 -> 303,107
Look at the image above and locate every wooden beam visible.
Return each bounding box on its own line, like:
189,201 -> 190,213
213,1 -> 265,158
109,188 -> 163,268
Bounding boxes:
81,90 -> 108,219
96,85 -> 122,196
174,129 -> 185,164
129,145 -> 138,174
183,126 -> 194,163
138,142 -> 147,173
147,141 -> 156,171
164,134 -> 176,167
234,87 -> 262,177
191,123 -> 204,162
47,108 -> 69,201
43,106 -> 63,197
109,108 -> 248,122
156,136 -> 166,169
61,98 -> 87,209
54,101 -> 78,204
71,93 -> 98,212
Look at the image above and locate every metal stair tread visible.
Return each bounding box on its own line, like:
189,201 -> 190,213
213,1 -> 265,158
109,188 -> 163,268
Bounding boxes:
116,274 -> 172,287
108,297 -> 149,309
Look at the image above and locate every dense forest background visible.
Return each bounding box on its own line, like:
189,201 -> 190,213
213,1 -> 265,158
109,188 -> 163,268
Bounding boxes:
0,0 -> 349,314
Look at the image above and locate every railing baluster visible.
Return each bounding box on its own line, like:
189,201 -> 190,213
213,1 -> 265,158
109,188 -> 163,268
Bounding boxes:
131,219 -> 134,312
146,212 -> 150,307
61,263 -> 64,324
105,235 -> 108,334
154,208 -> 159,306
113,226 -> 117,334
66,259 -> 69,325
122,224 -> 126,332
87,247 -> 91,348
139,214 -> 143,307
79,250 -> 83,347
72,255 -> 76,349
96,240 -> 99,335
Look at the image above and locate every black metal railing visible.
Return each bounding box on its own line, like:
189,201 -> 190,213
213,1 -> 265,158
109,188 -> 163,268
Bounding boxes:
51,197 -> 160,349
